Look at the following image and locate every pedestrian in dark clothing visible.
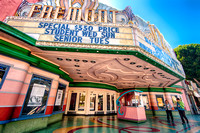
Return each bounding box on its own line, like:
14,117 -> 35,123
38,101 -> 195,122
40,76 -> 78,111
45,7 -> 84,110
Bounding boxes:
177,98 -> 189,124
164,100 -> 174,123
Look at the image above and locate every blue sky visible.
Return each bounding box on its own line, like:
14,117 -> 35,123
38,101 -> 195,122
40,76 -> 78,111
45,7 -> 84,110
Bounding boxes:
99,0 -> 200,48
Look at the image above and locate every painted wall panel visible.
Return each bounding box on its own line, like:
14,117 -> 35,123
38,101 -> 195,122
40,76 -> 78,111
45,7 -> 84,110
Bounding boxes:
15,95 -> 26,106
0,93 -> 19,106
1,80 -> 24,93
6,68 -> 27,82
47,97 -> 56,105
0,0 -> 22,21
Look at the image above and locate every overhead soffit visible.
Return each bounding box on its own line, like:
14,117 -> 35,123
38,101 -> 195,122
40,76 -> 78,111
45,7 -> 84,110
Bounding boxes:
33,50 -> 180,89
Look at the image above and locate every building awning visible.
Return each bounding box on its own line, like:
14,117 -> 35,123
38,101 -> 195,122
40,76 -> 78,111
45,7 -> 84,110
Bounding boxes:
170,85 -> 184,89
193,91 -> 200,97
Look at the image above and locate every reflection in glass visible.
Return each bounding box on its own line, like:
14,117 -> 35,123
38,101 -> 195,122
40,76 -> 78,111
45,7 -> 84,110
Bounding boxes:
22,75 -> 51,115
171,95 -> 178,108
78,92 -> 85,111
98,94 -> 103,111
142,95 -> 149,109
138,94 -> 143,107
112,95 -> 114,110
0,64 -> 9,87
121,97 -> 125,106
90,94 -> 96,111
132,92 -> 138,107
0,66 -> 6,83
69,93 -> 77,110
107,95 -> 110,110
156,95 -> 164,109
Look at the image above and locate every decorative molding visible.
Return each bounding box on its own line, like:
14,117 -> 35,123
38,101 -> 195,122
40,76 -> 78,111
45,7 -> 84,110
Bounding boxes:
69,82 -> 118,92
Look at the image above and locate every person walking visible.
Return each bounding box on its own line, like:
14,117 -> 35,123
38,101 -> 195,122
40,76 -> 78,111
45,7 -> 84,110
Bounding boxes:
164,100 -> 174,123
177,98 -> 189,124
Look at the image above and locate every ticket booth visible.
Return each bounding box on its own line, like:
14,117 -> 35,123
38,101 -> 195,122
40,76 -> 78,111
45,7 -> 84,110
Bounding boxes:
116,90 -> 146,123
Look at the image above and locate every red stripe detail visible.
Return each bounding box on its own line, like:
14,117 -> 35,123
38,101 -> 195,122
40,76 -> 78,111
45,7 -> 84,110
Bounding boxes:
152,106 -> 159,110
0,107 -> 14,121
45,106 -> 54,115
62,105 -> 66,111
12,107 -> 22,119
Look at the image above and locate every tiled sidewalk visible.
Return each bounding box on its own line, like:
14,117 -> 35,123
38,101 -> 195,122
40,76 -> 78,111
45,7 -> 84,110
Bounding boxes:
34,115 -> 200,133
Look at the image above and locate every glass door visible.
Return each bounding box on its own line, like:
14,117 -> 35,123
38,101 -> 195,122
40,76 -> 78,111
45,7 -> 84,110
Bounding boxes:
69,93 -> 77,110
90,94 -> 96,111
98,94 -> 103,111
78,92 -> 86,111
107,94 -> 110,111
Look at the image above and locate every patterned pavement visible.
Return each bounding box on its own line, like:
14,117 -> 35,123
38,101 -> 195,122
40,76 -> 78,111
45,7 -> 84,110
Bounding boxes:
34,115 -> 200,133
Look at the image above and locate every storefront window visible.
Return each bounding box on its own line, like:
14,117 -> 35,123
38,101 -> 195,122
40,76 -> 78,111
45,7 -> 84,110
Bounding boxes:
107,94 -> 110,111
98,94 -> 103,111
53,84 -> 66,112
0,64 -> 10,89
78,92 -> 86,111
156,95 -> 164,109
69,93 -> 77,110
22,75 -> 51,115
90,94 -> 96,111
112,95 -> 115,110
142,95 -> 150,109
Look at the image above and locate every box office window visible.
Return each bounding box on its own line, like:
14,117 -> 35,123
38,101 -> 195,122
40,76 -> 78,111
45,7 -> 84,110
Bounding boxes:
156,95 -> 164,109
0,64 -> 10,89
22,75 -> 51,115
53,83 -> 66,112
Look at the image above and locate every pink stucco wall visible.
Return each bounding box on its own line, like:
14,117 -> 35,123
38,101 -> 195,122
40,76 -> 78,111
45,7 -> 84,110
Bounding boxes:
0,0 -> 40,21
0,54 -> 69,120
0,0 -> 22,21
0,55 -> 29,120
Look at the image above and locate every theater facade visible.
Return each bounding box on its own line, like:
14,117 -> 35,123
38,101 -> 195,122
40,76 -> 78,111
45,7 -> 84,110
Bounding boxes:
0,0 -> 190,132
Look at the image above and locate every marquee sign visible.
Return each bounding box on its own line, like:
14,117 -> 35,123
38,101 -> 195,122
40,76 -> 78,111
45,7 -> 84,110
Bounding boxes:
7,19 -> 134,46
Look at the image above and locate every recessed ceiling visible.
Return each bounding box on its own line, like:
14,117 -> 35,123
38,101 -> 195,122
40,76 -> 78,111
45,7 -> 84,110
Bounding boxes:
33,50 -> 179,89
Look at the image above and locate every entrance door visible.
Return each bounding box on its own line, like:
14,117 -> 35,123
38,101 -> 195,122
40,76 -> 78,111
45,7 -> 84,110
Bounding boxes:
69,93 -> 77,110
